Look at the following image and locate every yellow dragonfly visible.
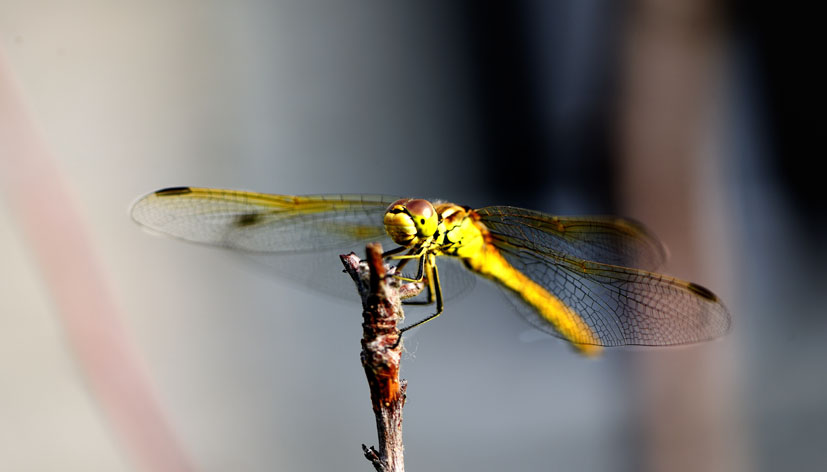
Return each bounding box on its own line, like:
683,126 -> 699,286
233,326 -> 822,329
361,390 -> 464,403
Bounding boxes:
131,187 -> 731,355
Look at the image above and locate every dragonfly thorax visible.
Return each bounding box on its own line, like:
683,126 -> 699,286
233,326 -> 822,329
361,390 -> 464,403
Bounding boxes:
432,203 -> 485,259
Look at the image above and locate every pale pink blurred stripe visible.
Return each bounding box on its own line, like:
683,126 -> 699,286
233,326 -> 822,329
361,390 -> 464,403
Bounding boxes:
616,1 -> 743,471
0,53 -> 195,471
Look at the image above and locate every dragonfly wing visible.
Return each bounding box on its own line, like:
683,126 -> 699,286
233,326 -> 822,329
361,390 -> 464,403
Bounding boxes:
475,206 -> 667,271
490,234 -> 731,347
237,238 -> 477,305
409,255 -> 476,303
131,187 -> 396,253
131,187 -> 476,303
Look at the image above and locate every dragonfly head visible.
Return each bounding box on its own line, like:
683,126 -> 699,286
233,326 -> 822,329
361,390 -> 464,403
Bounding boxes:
384,198 -> 438,247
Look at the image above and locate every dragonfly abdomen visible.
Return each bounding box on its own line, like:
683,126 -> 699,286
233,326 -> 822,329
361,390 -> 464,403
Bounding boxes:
462,242 -> 602,356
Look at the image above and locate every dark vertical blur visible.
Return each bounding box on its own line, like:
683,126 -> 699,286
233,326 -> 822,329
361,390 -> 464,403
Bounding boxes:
729,3 -> 827,470
732,3 -> 827,228
459,1 -> 622,213
458,1 -> 827,470
458,1 -> 744,471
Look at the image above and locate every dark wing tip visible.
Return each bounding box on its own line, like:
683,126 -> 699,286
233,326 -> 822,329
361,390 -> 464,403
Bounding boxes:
155,186 -> 192,196
687,282 -> 719,302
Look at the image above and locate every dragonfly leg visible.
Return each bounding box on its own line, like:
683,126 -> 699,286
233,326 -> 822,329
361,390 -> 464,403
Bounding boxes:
381,246 -> 407,258
393,250 -> 428,283
401,257 -> 435,305
393,254 -> 412,273
387,246 -> 428,261
399,255 -> 443,333
382,245 -> 417,273
381,246 -> 425,281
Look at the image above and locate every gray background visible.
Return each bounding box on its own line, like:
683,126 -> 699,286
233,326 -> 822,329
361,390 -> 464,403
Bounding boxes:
1,2 -> 822,471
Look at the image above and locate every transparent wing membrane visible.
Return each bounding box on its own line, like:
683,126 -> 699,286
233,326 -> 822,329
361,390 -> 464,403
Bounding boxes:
488,231 -> 730,346
476,206 -> 667,271
131,187 -> 477,303
131,187 -> 396,253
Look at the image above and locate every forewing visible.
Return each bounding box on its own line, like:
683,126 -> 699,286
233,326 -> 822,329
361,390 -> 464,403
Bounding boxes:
130,187 -> 478,303
476,206 -> 667,271
131,187 -> 396,253
489,233 -> 731,347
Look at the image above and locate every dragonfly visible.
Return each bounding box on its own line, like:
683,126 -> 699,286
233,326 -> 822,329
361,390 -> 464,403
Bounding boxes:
131,187 -> 731,355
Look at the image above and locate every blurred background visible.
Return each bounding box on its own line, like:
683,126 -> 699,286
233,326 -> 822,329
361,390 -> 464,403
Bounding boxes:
1,1 -> 823,471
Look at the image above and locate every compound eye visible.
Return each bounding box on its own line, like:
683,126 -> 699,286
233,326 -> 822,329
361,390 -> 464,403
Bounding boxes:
386,199 -> 410,214
404,199 -> 434,220
404,199 -> 437,237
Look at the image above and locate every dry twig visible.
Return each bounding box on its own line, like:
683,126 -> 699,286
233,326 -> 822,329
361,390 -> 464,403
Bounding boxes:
341,243 -> 419,472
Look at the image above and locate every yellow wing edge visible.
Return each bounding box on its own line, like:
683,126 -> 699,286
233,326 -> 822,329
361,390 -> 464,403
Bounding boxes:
136,186 -> 397,211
